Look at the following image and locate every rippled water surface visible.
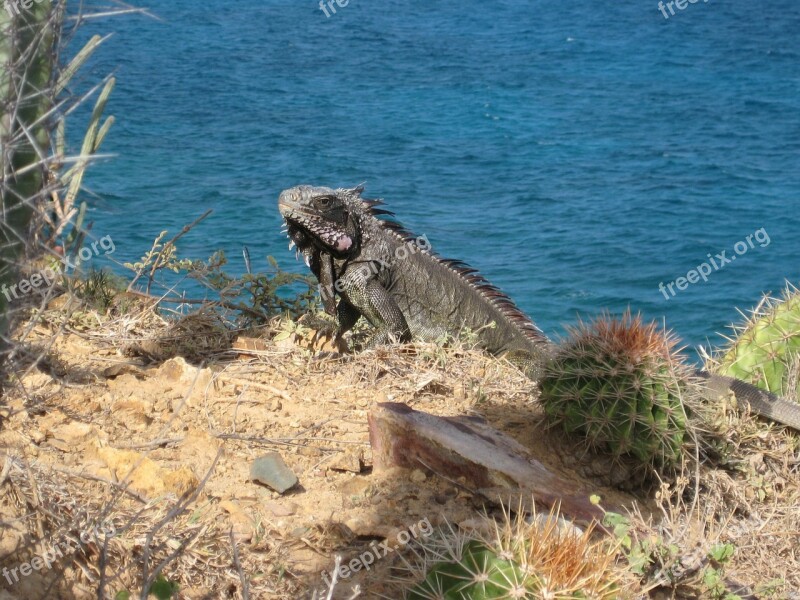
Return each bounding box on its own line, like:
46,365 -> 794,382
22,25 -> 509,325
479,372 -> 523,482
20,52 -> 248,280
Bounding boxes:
78,0 -> 800,358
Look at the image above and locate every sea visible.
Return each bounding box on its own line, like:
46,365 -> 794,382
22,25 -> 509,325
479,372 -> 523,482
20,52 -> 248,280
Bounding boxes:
72,0 -> 800,361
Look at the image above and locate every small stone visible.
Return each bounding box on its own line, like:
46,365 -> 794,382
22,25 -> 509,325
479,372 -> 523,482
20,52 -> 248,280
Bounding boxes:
269,398 -> 282,411
325,449 -> 363,473
410,469 -> 427,483
250,453 -> 298,494
29,430 -> 46,445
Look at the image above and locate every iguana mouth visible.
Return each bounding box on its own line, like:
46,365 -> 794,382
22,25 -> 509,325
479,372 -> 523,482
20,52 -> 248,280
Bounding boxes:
279,190 -> 353,254
282,215 -> 353,254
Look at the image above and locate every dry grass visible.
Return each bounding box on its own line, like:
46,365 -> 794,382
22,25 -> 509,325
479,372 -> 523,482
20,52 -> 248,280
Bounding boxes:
1,292 -> 799,599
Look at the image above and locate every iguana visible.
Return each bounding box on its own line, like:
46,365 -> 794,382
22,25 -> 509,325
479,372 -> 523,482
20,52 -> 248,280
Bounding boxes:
278,184 -> 800,431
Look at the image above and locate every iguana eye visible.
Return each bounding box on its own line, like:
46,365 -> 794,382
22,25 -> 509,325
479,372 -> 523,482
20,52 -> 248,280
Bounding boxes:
316,196 -> 332,207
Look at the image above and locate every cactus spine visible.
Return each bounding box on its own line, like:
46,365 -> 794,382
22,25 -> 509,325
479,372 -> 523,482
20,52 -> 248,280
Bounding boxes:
715,285 -> 800,401
0,0 -> 58,372
402,508 -> 622,599
538,311 -> 697,470
0,1 -> 114,389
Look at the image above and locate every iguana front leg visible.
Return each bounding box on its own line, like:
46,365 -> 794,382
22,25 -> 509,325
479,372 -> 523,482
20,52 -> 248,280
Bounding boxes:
338,265 -> 411,346
335,299 -> 361,336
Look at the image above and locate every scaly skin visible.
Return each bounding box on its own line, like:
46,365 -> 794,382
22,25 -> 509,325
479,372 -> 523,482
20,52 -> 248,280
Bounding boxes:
278,184 -> 800,431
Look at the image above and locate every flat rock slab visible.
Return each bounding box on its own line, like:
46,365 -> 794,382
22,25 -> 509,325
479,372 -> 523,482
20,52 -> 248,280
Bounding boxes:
368,402 -> 606,529
250,452 -> 298,494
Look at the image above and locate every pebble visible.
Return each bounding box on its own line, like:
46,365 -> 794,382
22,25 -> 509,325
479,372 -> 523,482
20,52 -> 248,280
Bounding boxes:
250,452 -> 298,493
410,469 -> 427,483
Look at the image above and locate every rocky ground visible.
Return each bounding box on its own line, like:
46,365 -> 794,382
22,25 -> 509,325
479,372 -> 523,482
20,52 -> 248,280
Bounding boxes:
1,293 -> 799,599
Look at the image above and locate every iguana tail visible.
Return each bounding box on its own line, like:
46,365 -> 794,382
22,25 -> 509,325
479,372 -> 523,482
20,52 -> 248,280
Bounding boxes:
695,370 -> 800,431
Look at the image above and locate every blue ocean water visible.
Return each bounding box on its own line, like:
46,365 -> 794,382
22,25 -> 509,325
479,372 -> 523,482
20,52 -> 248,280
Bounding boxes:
76,0 -> 799,359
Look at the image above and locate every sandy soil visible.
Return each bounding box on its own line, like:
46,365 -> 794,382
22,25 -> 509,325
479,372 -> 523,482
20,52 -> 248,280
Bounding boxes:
1,297 -> 798,599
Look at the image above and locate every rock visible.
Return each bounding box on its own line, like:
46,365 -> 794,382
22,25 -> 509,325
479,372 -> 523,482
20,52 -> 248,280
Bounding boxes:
368,402 -> 609,530
410,469 -> 427,483
250,453 -> 298,494
343,515 -> 385,538
325,448 -> 364,473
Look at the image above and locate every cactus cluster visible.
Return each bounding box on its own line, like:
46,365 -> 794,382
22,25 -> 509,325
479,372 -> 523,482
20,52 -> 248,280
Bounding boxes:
402,508 -> 622,600
538,311 -> 697,470
715,285 -> 800,401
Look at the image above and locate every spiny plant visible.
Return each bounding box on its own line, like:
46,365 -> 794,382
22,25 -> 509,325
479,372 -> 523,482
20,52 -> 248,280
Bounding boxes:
1,0 -> 59,370
1,0 -> 118,394
713,284 -> 800,401
538,310 -> 701,471
399,505 -> 625,599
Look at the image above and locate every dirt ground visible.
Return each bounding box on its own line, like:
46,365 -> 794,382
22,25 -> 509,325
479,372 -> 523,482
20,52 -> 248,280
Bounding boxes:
1,296 -> 798,599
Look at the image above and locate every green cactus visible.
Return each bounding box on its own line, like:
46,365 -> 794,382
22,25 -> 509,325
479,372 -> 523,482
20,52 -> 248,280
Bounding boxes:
715,285 -> 800,401
0,1 -> 115,385
401,509 -> 622,600
0,0 -> 58,356
538,311 -> 695,470
407,539 -> 534,599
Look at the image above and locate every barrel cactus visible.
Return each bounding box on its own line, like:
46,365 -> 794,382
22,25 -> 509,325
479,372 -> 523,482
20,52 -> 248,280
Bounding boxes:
538,311 -> 697,470
402,509 -> 622,599
714,285 -> 800,401
407,538 -> 533,600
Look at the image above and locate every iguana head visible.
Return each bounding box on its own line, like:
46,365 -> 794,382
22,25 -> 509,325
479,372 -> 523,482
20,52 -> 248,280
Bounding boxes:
278,185 -> 363,258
